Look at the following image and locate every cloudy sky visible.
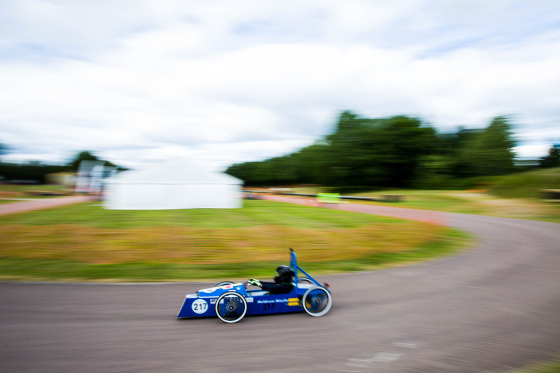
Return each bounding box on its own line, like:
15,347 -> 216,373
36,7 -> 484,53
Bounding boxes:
1,0 -> 559,171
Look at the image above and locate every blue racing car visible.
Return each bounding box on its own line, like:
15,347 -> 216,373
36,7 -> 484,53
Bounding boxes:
177,249 -> 332,323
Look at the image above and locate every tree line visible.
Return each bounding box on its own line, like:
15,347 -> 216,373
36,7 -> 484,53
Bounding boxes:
0,151 -> 125,184
226,111 -> 551,189
2,114 -> 558,187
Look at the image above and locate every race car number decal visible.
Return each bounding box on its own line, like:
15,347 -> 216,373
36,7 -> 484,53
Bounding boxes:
263,302 -> 275,311
192,299 -> 208,314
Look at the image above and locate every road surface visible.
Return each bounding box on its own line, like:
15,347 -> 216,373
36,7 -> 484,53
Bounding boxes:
1,197 -> 559,372
0,195 -> 94,216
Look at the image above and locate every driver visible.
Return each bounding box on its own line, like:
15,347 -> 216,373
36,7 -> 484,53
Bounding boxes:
248,265 -> 295,295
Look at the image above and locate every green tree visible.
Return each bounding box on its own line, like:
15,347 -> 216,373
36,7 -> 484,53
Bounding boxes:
326,113 -> 437,187
226,112 -> 519,187
294,142 -> 330,185
376,115 -> 438,187
457,116 -> 516,176
67,151 -> 119,171
324,111 -> 366,185
539,145 -> 560,168
68,151 -> 100,170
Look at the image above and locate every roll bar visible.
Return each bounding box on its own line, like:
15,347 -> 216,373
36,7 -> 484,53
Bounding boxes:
289,248 -> 328,289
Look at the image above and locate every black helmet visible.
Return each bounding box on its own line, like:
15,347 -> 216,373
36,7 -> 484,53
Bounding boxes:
274,265 -> 295,283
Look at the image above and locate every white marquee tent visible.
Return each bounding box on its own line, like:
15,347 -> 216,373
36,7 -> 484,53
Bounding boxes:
103,159 -> 243,210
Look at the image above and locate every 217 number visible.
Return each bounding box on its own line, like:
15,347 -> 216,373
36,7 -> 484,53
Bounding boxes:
263,303 -> 275,311
192,299 -> 208,314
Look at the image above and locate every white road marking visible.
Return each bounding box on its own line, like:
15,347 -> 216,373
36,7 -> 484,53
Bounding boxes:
347,352 -> 402,365
393,341 -> 418,349
340,341 -> 419,371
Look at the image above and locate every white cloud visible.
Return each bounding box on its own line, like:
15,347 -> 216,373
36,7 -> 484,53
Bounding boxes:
1,0 -> 560,171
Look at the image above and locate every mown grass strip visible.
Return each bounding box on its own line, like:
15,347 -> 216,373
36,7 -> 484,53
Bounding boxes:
0,200 -> 403,228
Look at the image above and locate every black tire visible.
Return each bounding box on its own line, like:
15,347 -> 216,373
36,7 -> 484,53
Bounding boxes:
302,286 -> 332,317
215,291 -> 247,323
215,281 -> 235,287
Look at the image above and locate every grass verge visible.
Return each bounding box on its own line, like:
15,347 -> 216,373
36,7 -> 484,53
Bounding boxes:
0,227 -> 470,282
516,354 -> 560,373
0,200 -> 472,282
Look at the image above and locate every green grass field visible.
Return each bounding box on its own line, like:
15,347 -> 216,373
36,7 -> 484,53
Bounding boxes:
0,199 -> 471,282
355,190 -> 560,223
290,186 -> 560,223
490,167 -> 560,199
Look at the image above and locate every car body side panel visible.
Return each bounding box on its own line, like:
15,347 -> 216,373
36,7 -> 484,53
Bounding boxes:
246,290 -> 303,315
177,284 -> 312,318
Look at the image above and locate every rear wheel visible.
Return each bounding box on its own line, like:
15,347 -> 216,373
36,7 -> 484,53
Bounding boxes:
302,286 -> 332,317
215,291 -> 247,323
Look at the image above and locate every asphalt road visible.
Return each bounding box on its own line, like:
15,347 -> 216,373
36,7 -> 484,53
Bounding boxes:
0,195 -> 94,216
1,201 -> 560,372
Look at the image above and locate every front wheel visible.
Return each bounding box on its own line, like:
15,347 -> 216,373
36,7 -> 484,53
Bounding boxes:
302,286 -> 332,317
215,291 -> 247,323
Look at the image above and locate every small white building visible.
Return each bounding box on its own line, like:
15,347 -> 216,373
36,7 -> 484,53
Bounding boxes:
103,159 -> 243,210
76,160 -> 115,194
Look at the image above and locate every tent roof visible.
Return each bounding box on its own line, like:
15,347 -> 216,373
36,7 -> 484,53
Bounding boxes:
107,158 -> 242,185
